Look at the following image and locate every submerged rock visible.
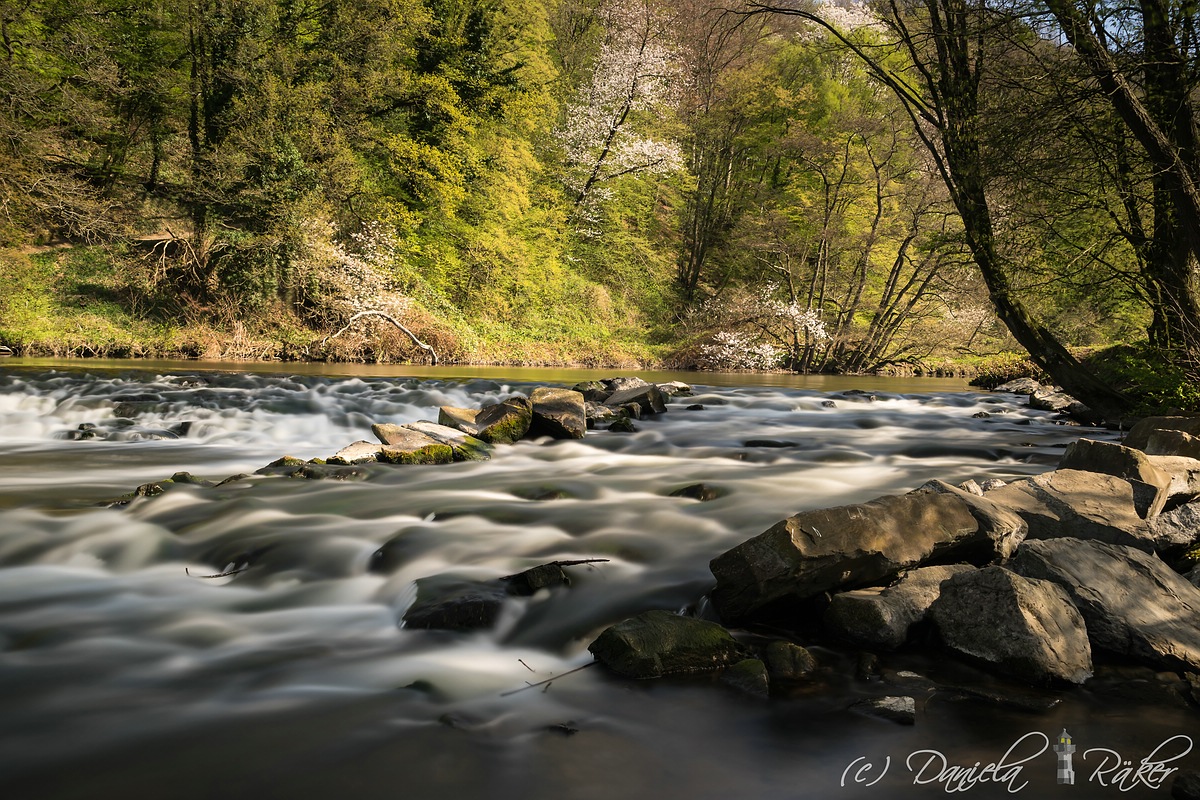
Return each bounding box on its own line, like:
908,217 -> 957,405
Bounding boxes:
764,641 -> 817,679
402,575 -> 509,630
824,564 -> 975,650
720,659 -> 770,698
929,566 -> 1093,685
588,610 -> 742,679
603,384 -> 666,415
327,440 -> 384,465
851,696 -> 916,725
709,490 -> 1016,621
1010,538 -> 1200,671
669,483 -> 721,502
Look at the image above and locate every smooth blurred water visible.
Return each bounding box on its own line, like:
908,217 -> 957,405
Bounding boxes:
0,364 -> 1190,799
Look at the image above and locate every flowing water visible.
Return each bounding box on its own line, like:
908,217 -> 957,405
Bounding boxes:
0,361 -> 1194,799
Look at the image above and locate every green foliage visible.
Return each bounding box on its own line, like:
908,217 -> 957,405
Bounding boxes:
1084,345 -> 1200,415
967,352 -> 1049,390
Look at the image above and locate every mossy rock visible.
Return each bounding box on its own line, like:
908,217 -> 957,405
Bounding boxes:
588,610 -> 743,679
721,658 -> 770,698
378,443 -> 454,465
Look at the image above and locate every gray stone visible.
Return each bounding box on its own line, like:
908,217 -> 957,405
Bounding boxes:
375,421 -> 492,461
1030,388 -> 1092,419
984,469 -> 1153,551
439,396 -> 533,444
979,479 -> 1008,492
764,641 -> 818,679
1147,501 -> 1200,556
602,376 -> 651,393
709,491 -> 1010,621
656,381 -> 693,397
669,483 -> 721,501
1058,438 -> 1172,517
957,479 -> 984,496
529,387 -> 587,439
402,576 -> 509,630
603,384 -> 666,415
588,610 -> 742,679
916,481 -> 1028,558
1144,455 -> 1200,499
824,565 -> 976,650
1146,429 -> 1200,460
720,659 -> 770,698
1010,538 -> 1200,671
929,566 -> 1093,684
365,425 -> 454,464
1124,416 -> 1200,452
327,440 -> 382,465
571,380 -> 611,403
993,378 -> 1044,394
851,696 -> 916,725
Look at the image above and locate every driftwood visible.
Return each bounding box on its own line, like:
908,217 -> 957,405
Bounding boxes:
317,310 -> 439,365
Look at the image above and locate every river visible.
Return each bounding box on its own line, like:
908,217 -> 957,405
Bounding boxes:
0,360 -> 1193,799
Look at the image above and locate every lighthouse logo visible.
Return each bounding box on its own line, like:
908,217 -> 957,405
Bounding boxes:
1054,729 -> 1077,785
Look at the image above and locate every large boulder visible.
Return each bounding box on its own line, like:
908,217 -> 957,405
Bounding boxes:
438,396 -> 533,444
984,469 -> 1153,551
1030,388 -> 1092,419
529,387 -> 587,439
1147,501 -> 1200,556
824,564 -> 975,650
1058,438 -> 1171,518
1145,455 -> 1200,499
588,610 -> 743,678
1010,538 -> 1200,671
1144,428 -> 1200,460
709,491 -> 1019,621
929,566 -> 1093,685
373,421 -> 492,461
603,383 -> 667,415
1124,416 -> 1200,452
917,481 -> 1027,553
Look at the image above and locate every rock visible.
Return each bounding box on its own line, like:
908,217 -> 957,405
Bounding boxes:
439,396 -> 533,444
1144,455 -> 1200,499
984,469 -> 1153,551
1147,501 -> 1200,556
821,400 -> 837,408
993,377 -> 1043,394
929,566 -> 1093,685
709,491 -> 1012,621
584,401 -> 624,428
587,610 -> 743,679
686,404 -> 705,411
500,563 -> 571,596
656,381 -> 693,397
1010,538 -> 1200,671
669,483 -> 720,501
571,380 -> 611,402
916,481 -> 1027,557
1173,770 -> 1200,800
1058,438 -> 1171,517
764,641 -> 817,679
744,439 -> 798,448
402,576 -> 510,630
603,376 -> 651,393
603,384 -> 666,415
972,411 -> 991,419
979,479 -> 1008,492
957,479 -> 984,496
257,455 -> 307,473
856,652 -> 882,681
824,565 -> 976,650
1030,388 -> 1091,419
851,696 -> 915,725
374,421 -> 492,461
607,417 -> 637,433
1145,429 -> 1200,460
327,440 -> 384,465
720,659 -> 770,698
529,387 -> 587,439
1188,564 -> 1200,589
365,426 -> 454,464
1124,416 -> 1200,452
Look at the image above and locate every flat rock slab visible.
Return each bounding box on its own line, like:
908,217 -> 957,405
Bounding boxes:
328,440 -> 385,465
1058,438 -> 1171,518
374,421 -> 492,461
529,387 -> 586,439
824,564 -> 975,650
1010,538 -> 1200,671
985,469 -> 1152,551
929,566 -> 1093,685
851,696 -> 916,725
588,610 -> 742,678
710,491 -> 1004,621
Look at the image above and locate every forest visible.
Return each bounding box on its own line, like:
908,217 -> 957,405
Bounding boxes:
1,0 -> 1198,413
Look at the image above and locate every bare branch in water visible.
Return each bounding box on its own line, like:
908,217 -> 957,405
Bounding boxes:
500,662 -> 596,697
186,565 -> 249,579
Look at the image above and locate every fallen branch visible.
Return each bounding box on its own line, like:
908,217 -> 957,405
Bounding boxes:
500,662 -> 596,697
317,310 -> 439,365
186,565 -> 250,579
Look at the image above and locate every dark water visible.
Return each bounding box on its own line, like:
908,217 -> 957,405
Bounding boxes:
0,363 -> 1193,799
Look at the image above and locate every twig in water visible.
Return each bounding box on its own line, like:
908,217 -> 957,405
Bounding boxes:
518,658 -> 535,672
500,662 -> 596,697
186,565 -> 250,579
